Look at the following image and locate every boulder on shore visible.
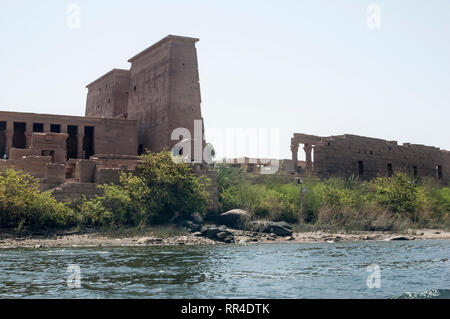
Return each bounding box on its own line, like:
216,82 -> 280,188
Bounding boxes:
249,220 -> 293,237
189,212 -> 204,225
218,209 -> 250,229
200,225 -> 235,243
137,237 -> 163,245
178,212 -> 204,232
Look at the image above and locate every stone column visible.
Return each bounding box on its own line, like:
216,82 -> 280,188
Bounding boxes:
25,121 -> 32,148
304,144 -> 313,173
291,143 -> 299,173
77,132 -> 84,159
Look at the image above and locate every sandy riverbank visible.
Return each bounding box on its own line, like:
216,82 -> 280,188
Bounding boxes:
0,228 -> 449,249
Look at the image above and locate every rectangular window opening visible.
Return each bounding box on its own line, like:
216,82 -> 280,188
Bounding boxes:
33,123 -> 44,132
50,124 -> 61,133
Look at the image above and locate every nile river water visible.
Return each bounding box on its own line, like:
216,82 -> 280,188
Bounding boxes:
0,240 -> 449,298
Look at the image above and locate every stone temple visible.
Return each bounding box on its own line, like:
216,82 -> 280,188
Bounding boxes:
1,34 -> 448,206
227,134 -> 449,184
0,35 -> 216,208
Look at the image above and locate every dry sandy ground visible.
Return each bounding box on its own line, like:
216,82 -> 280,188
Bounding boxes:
0,228 -> 448,249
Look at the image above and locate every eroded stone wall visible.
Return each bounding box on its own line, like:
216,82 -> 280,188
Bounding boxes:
291,133 -> 450,183
127,35 -> 204,154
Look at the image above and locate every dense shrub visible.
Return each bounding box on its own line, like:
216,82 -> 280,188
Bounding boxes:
78,151 -> 210,227
77,196 -> 113,227
137,151 -> 210,223
0,168 -> 76,229
373,173 -> 421,215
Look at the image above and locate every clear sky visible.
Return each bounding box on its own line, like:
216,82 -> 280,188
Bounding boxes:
0,0 -> 449,160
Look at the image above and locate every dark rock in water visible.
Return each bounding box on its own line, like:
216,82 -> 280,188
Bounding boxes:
190,212 -> 204,225
386,236 -> 410,241
219,209 -> 250,229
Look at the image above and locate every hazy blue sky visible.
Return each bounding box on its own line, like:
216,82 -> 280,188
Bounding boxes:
0,1 -> 449,159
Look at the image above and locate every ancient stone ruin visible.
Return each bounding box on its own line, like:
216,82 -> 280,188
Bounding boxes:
1,34 -> 448,211
0,35 -> 216,210
290,133 -> 449,183
225,133 -> 449,184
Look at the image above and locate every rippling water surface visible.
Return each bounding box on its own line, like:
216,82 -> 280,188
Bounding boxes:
0,240 -> 449,298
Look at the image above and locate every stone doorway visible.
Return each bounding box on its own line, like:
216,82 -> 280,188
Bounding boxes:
83,126 -> 94,159
66,125 -> 78,159
12,122 -> 26,149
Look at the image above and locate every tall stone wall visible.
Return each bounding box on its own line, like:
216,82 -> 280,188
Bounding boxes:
127,35 -> 204,155
308,134 -> 450,183
85,69 -> 130,118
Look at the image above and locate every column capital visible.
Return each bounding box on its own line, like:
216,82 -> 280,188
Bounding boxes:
303,143 -> 313,152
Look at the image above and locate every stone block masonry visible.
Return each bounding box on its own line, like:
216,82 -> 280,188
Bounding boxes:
0,35 -> 213,208
291,133 -> 450,183
0,111 -> 137,159
86,35 -> 205,157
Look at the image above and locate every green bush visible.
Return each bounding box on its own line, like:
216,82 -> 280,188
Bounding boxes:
373,173 -> 420,215
137,151 -> 210,223
0,168 -> 75,229
77,196 -> 112,227
78,151 -> 210,227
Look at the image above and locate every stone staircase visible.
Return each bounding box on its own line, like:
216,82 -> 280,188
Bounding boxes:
50,182 -> 103,203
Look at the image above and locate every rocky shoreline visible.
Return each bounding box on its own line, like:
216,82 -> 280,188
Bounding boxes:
0,228 -> 448,249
